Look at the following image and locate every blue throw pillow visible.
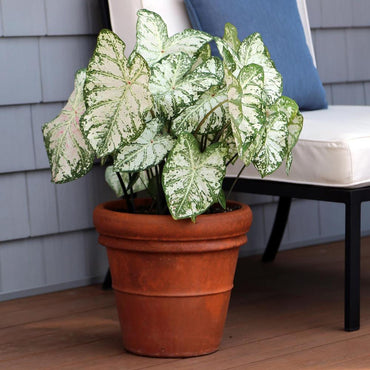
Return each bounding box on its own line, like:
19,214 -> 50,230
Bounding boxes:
184,0 -> 327,111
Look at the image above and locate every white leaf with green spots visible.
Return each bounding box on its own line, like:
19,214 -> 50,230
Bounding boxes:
216,31 -> 282,105
150,53 -> 223,120
238,33 -> 282,104
215,37 -> 239,73
285,111 -> 303,172
42,69 -> 94,184
223,23 -> 241,52
162,133 -> 227,221
191,43 -> 212,71
252,111 -> 289,177
81,29 -> 152,157
171,86 -> 228,135
134,9 -> 212,66
225,64 -> 266,166
268,96 -> 304,172
105,166 -> 148,198
113,118 -> 175,172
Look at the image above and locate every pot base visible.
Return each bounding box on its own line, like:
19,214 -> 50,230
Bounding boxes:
116,290 -> 231,357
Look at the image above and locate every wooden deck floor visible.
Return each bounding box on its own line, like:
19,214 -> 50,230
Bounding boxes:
3,237 -> 370,369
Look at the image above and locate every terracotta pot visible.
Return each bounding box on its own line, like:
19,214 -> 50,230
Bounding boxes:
93,199 -> 252,358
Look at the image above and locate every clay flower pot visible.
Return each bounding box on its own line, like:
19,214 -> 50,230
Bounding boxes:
93,198 -> 252,358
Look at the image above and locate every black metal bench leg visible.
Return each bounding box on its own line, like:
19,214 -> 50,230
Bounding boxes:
262,197 -> 292,262
344,198 -> 361,331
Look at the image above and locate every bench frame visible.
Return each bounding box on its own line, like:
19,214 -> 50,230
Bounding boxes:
223,177 -> 370,331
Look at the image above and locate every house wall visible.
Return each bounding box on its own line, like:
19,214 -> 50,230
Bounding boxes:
0,0 -> 369,299
0,0 -> 113,301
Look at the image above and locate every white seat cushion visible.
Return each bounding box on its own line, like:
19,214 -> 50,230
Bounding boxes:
227,105 -> 370,188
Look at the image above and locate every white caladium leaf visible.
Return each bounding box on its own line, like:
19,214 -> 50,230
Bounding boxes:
217,32 -> 282,105
225,64 -> 266,166
105,166 -> 148,197
269,96 -> 303,150
42,69 -> 94,183
81,29 -> 152,157
135,9 -> 212,66
162,133 -> 227,221
252,111 -> 289,177
238,33 -> 282,104
171,86 -> 228,135
191,43 -> 212,72
215,37 -> 239,73
150,53 -> 223,120
113,118 -> 175,172
223,23 -> 241,52
268,96 -> 303,172
286,111 -> 303,171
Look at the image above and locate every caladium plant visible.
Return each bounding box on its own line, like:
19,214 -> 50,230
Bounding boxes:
42,10 -> 303,221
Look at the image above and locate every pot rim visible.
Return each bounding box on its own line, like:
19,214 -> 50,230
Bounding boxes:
93,198 -> 253,242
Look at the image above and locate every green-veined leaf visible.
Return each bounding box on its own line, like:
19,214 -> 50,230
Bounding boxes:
217,32 -> 282,105
134,9 -> 212,66
223,23 -> 241,51
215,37 -> 238,72
191,43 -> 212,71
286,111 -> 303,172
252,111 -> 289,177
81,29 -> 152,157
171,86 -> 228,135
238,33 -> 282,104
113,118 -> 175,172
150,53 -> 223,119
268,96 -> 304,172
105,166 -> 148,197
162,133 -> 227,220
42,69 -> 94,183
225,64 -> 266,166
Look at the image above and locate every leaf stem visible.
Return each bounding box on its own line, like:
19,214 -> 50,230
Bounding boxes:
213,120 -> 231,144
116,172 -> 135,213
226,164 -> 246,200
225,153 -> 238,167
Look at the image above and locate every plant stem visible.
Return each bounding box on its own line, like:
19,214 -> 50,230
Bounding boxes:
116,172 -> 135,213
226,164 -> 246,200
226,153 -> 238,167
155,163 -> 167,214
128,173 -> 136,213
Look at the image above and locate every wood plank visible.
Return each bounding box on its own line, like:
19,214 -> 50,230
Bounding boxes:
1,237 -> 370,369
0,285 -> 114,329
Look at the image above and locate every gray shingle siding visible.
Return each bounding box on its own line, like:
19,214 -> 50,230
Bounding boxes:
1,0 -> 369,299
0,0 -> 111,301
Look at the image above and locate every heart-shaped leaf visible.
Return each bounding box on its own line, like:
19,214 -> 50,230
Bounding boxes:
42,69 -> 94,183
150,53 -> 223,120
252,111 -> 289,177
113,118 -> 175,172
135,9 -> 212,66
81,29 -> 152,157
223,23 -> 241,52
216,31 -> 282,105
162,133 -> 227,221
171,86 -> 228,135
268,96 -> 304,172
225,64 -> 266,166
238,33 -> 282,104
